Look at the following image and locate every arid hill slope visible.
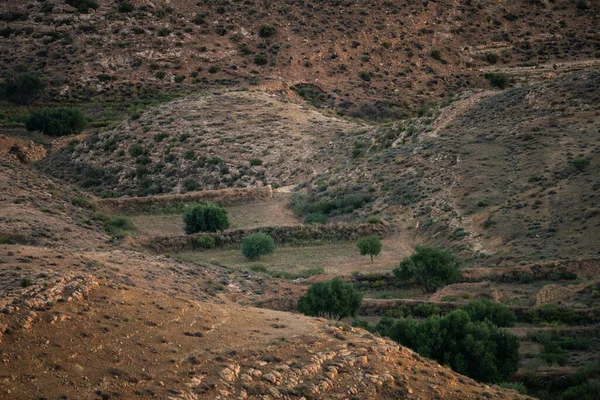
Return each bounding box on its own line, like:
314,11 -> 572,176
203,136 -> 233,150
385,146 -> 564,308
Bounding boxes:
0,163 -> 529,399
0,0 -> 598,111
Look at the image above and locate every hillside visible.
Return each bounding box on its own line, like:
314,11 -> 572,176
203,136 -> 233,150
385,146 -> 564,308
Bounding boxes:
0,0 -> 598,113
2,1 -> 600,399
0,162 -> 531,399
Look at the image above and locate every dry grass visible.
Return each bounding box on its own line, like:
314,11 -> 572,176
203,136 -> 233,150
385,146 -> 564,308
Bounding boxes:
175,236 -> 413,276
131,194 -> 300,236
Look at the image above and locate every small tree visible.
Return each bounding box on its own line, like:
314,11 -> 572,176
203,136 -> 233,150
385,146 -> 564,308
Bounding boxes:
393,245 -> 460,293
183,203 -> 229,234
357,236 -> 382,262
297,277 -> 363,320
241,232 -> 275,260
25,108 -> 86,136
1,72 -> 44,105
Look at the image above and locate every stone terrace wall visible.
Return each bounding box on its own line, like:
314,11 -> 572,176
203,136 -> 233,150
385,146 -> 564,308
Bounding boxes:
99,185 -> 273,213
139,223 -> 388,253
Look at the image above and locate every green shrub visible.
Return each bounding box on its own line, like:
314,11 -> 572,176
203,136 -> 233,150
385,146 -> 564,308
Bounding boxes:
66,0 -> 99,13
117,1 -> 134,13
485,73 -> 510,89
1,72 -> 44,105
393,245 -> 461,293
182,179 -> 200,192
25,108 -> 86,136
249,158 -> 263,166
463,299 -> 517,327
258,24 -> 275,38
297,277 -> 363,320
71,195 -> 97,210
357,236 -> 382,262
183,203 -> 229,234
381,310 -> 520,383
104,216 -> 136,238
241,232 -> 275,260
196,235 -> 216,249
571,158 -> 590,172
496,382 -> 527,395
304,212 -> 328,224
254,54 -> 268,65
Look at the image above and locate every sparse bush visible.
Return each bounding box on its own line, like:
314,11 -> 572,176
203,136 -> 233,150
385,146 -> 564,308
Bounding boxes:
393,245 -> 460,293
430,49 -> 442,60
497,382 -> 527,395
249,158 -> 263,166
1,72 -> 44,105
182,179 -> 200,192
71,195 -> 97,210
304,213 -> 327,224
66,0 -> 99,13
183,203 -> 229,234
485,72 -> 510,89
104,216 -> 136,238
196,235 -> 216,249
258,24 -> 275,38
25,108 -> 86,136
298,277 -> 363,320
241,232 -> 275,260
357,236 -> 382,262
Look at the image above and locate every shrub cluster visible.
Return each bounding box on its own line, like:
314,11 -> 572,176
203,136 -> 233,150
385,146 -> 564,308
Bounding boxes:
291,192 -> 370,220
485,72 -> 510,89
1,72 -> 44,105
376,310 -> 520,383
25,108 -> 86,136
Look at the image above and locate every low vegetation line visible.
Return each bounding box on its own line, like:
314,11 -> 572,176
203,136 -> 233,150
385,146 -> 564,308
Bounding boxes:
97,185 -> 273,214
139,223 -> 389,253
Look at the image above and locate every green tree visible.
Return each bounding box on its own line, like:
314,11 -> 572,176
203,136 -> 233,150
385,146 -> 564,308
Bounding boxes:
357,236 -> 382,262
382,310 -> 520,383
1,72 -> 44,105
241,232 -> 275,260
25,108 -> 86,136
297,277 -> 363,321
183,203 -> 229,234
393,245 -> 460,293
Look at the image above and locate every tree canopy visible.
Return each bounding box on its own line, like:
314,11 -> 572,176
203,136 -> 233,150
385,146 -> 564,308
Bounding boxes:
393,245 -> 460,293
357,236 -> 382,262
297,277 -> 362,321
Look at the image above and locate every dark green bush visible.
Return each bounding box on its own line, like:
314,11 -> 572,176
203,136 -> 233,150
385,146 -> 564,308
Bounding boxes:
298,277 -> 363,320
66,0 -> 99,13
463,299 -> 517,327
258,24 -> 275,38
571,158 -> 590,172
254,54 -> 268,65
485,72 -> 510,89
183,203 -> 229,234
117,1 -> 134,13
380,310 -> 520,383
241,232 -> 275,260
357,235 -> 382,262
25,108 -> 86,136
1,72 -> 44,105
393,245 -> 461,293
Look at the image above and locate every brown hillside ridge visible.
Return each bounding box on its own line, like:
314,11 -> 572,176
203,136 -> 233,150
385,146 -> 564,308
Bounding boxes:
0,165 -> 529,399
0,0 -> 597,110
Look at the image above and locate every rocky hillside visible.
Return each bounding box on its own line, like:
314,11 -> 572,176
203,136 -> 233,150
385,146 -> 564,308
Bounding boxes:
0,162 -> 530,399
0,0 -> 598,112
